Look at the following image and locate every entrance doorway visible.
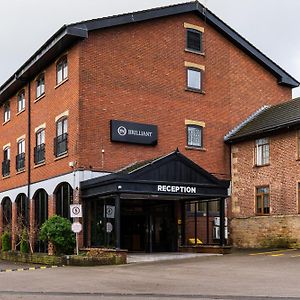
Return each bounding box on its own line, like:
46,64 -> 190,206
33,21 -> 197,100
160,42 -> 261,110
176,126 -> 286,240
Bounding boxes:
121,200 -> 177,252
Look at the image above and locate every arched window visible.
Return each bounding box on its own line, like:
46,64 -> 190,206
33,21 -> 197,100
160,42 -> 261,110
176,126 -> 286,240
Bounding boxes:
34,189 -> 48,253
34,128 -> 45,164
3,101 -> 10,123
17,90 -> 25,112
55,183 -> 73,219
16,139 -> 25,172
16,194 -> 29,226
2,146 -> 10,177
2,197 -> 12,229
54,117 -> 68,157
36,73 -> 45,99
56,56 -> 68,84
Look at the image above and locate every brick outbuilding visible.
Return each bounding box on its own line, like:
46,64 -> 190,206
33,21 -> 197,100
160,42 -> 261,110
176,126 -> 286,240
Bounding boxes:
226,98 -> 300,248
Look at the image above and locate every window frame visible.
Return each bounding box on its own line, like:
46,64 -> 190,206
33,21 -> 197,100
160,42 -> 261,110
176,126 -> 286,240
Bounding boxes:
36,73 -> 45,99
3,101 -> 10,123
17,90 -> 25,113
16,139 -> 25,172
56,56 -> 68,85
186,124 -> 203,149
34,128 -> 46,165
255,138 -> 270,166
54,117 -> 68,157
256,186 -> 270,215
186,67 -> 203,92
2,146 -> 10,177
186,28 -> 203,53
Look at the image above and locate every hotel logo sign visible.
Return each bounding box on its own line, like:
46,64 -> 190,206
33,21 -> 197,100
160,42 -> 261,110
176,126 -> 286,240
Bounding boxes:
111,120 -> 158,145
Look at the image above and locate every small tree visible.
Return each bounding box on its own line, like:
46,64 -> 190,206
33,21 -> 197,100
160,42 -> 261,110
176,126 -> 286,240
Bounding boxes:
20,229 -> 29,253
39,215 -> 75,255
2,231 -> 11,252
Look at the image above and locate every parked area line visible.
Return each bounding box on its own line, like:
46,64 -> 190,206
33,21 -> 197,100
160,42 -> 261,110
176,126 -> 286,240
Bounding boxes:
249,249 -> 297,256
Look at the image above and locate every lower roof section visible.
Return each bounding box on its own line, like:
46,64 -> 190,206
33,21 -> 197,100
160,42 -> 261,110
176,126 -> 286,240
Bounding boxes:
81,149 -> 229,200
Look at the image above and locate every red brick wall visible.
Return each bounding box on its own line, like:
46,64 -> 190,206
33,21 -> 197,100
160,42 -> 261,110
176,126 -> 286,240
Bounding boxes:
231,131 -> 300,218
0,11 -> 293,196
78,13 -> 291,177
0,44 -> 81,193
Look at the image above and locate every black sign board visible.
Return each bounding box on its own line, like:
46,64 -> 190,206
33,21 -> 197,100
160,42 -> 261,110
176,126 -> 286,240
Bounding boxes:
111,120 -> 158,145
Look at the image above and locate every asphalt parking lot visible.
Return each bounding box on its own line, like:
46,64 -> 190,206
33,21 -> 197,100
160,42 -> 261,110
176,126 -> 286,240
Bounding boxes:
0,249 -> 300,299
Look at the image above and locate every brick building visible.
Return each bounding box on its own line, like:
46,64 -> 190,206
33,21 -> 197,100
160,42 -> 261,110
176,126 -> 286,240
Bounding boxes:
225,98 -> 300,248
0,1 -> 298,253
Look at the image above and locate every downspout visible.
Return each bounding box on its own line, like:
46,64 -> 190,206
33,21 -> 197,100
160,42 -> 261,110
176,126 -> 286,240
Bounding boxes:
27,81 -> 31,202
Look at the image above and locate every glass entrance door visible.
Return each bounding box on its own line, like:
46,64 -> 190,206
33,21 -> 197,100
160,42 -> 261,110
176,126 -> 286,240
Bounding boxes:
121,200 -> 177,252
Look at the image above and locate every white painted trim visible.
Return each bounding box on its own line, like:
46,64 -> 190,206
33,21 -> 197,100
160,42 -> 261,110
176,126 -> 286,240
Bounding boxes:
55,110 -> 69,122
0,170 -> 109,203
16,134 -> 26,142
2,143 -> 10,150
35,123 -> 46,133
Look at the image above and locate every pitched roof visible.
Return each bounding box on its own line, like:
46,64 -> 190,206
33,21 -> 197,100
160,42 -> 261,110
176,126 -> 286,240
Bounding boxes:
0,1 -> 299,103
81,149 -> 229,199
225,97 -> 300,142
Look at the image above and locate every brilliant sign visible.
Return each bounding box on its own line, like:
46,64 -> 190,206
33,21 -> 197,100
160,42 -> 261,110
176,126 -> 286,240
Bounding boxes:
111,120 -> 158,145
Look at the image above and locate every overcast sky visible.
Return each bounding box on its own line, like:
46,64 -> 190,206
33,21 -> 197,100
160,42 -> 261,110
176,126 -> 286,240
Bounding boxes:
1,0 -> 300,96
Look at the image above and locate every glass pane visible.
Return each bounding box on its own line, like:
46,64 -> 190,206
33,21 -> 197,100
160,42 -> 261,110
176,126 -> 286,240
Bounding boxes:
256,145 -> 262,165
187,69 -> 201,90
63,118 -> 68,134
188,126 -> 201,147
187,30 -> 201,51
57,66 -> 63,83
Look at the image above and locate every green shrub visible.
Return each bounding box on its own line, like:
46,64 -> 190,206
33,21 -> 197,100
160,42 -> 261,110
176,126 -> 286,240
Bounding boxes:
20,229 -> 29,253
39,215 -> 75,255
2,231 -> 11,252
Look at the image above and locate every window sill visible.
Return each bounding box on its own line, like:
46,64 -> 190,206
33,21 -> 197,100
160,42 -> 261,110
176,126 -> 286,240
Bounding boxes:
2,175 -> 10,179
185,146 -> 206,152
255,214 -> 270,216
34,94 -> 45,103
54,153 -> 68,161
34,162 -> 46,168
55,78 -> 69,89
2,119 -> 10,126
185,88 -> 205,94
185,49 -> 205,56
254,164 -> 270,168
16,109 -> 25,116
16,169 -> 25,175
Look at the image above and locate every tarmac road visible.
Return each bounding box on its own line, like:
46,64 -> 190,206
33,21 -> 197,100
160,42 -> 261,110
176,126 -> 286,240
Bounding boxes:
0,249 -> 300,299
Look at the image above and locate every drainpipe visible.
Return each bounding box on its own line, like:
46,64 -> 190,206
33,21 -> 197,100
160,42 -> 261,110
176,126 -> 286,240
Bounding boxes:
27,81 -> 31,202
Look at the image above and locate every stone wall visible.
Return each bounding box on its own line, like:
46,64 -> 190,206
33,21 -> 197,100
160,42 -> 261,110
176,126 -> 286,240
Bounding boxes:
231,215 -> 300,248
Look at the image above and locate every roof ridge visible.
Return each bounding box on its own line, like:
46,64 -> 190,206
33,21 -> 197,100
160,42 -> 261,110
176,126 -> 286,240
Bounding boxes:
224,105 -> 270,141
69,1 -> 196,27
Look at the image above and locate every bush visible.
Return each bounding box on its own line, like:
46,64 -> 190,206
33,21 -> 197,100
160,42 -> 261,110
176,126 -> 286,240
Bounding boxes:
20,229 -> 29,253
39,215 -> 75,255
2,231 -> 11,252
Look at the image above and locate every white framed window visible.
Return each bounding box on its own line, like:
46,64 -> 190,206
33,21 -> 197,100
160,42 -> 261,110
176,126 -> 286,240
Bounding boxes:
255,138 -> 269,166
3,102 -> 10,123
36,74 -> 45,98
17,90 -> 25,112
187,68 -> 202,91
56,56 -> 68,84
187,124 -> 203,148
